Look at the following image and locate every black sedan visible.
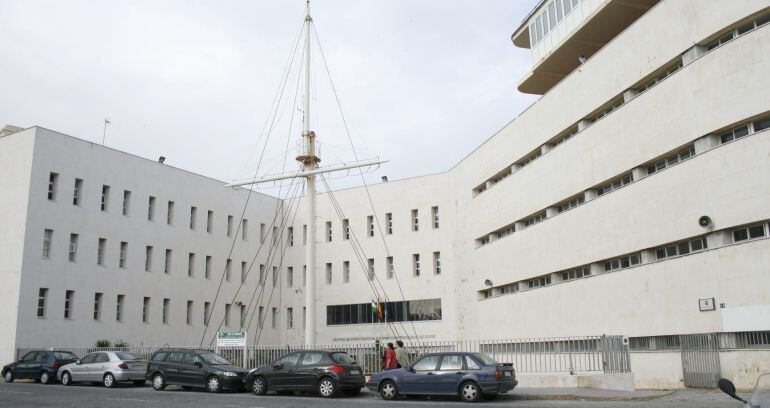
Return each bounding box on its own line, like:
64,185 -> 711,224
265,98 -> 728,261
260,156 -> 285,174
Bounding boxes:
247,350 -> 365,398
2,350 -> 79,384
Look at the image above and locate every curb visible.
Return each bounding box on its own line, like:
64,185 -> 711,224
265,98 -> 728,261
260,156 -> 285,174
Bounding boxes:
510,390 -> 676,402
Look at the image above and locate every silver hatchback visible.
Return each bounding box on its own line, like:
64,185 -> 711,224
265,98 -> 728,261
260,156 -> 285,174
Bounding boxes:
57,351 -> 147,388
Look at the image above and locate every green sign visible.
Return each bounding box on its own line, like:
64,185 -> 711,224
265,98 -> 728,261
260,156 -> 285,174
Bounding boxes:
217,331 -> 246,346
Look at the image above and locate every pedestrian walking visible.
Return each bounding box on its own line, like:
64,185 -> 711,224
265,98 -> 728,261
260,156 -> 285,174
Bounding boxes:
384,342 -> 398,370
395,340 -> 412,368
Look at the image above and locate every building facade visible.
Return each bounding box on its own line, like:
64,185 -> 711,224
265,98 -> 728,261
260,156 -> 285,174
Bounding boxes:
1,0 -> 769,386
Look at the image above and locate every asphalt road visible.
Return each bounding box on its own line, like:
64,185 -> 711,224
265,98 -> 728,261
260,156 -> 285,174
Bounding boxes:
0,380 -> 735,408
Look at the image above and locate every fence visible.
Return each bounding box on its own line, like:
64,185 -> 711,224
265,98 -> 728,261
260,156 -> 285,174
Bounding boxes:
16,334 -> 630,375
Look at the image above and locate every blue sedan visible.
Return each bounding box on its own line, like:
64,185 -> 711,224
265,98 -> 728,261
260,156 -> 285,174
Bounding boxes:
366,352 -> 517,403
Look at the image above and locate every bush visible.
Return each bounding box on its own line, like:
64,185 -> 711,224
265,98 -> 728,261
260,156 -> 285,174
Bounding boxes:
114,340 -> 129,348
95,339 -> 111,348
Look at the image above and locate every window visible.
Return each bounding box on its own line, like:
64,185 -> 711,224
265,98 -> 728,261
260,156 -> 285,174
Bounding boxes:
597,173 -> 632,196
164,249 -> 172,274
561,265 -> 590,282
272,226 -> 277,244
142,297 -> 150,323
97,238 -> 106,265
556,194 -> 585,213
225,259 -> 232,281
162,298 -> 170,324
327,298 -> 442,325
119,241 -> 127,268
224,303 -> 231,326
733,224 -> 767,243
411,209 -> 419,231
64,290 -> 74,319
258,306 -> 264,328
498,283 -> 519,296
204,301 -> 211,325
637,60 -> 682,94
386,257 -> 394,279
655,237 -> 708,260
326,263 -> 333,284
647,146 -> 695,175
100,185 -> 110,211
93,292 -> 103,320
271,307 -> 278,329
343,261 -> 350,283
206,210 -> 213,233
148,196 -> 156,221
465,356 -> 481,370
278,352 -> 301,367
523,212 -> 546,228
241,261 -> 247,283
167,201 -> 174,225
721,123 -> 751,144
303,265 -> 307,287
242,219 -> 248,240
37,288 -> 48,317
588,98 -> 624,124
496,225 -> 515,239
706,13 -> 769,51
259,264 -> 265,285
368,258 -> 375,280
116,294 -> 124,321
47,172 -> 58,200
326,221 -> 332,242
431,206 -> 439,229
303,225 -> 307,245
287,266 -> 294,287
189,206 -> 197,230
367,216 -> 374,237
272,266 -> 278,286
528,276 -> 551,289
72,178 -> 82,205
227,215 -> 233,237
122,190 -> 131,216
240,304 -> 246,326
303,306 -> 306,329
287,307 -> 294,329
754,116 -> 770,133
68,233 -> 78,262
188,253 -> 195,277
288,227 -> 294,246
413,254 -> 421,276
342,219 -> 350,240
439,355 -> 463,371
186,300 -> 193,325
386,213 -> 393,234
205,255 -> 212,279
145,246 -> 153,272
260,223 -> 266,243
433,252 -> 441,275
42,229 -> 52,258
604,253 -> 641,271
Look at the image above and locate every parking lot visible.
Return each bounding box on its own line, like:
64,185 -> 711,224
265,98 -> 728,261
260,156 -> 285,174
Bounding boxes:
0,381 -> 734,408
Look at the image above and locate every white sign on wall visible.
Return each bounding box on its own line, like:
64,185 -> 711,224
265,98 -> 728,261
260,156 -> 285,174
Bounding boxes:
217,331 -> 246,347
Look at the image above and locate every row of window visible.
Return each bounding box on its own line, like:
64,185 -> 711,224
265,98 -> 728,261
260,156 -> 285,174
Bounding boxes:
326,298 -> 442,326
324,207 -> 440,243
528,0 -> 583,47
481,221 -> 770,299
706,13 -> 770,51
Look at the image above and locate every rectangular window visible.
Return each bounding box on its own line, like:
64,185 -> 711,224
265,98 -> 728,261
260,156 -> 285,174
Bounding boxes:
205,255 -> 212,279
433,251 -> 441,275
37,288 -> 48,318
528,276 -> 551,289
97,237 -> 106,265
412,209 -> 419,231
145,246 -> 153,272
225,259 -> 232,281
303,306 -> 306,329
272,266 -> 278,286
101,185 -> 110,211
271,307 -> 278,329
119,241 -> 127,268
188,253 -> 195,277
116,294 -> 124,321
326,221 -> 332,242
596,173 -> 633,196
523,211 -> 547,228
68,233 -> 78,262
604,253 -> 642,271
733,224 -> 767,242
227,215 -> 233,237
386,256 -> 394,279
259,264 -> 265,285
186,300 -> 193,325
303,225 -> 308,245
529,22 -> 538,46
224,303 -> 231,326
64,290 -> 74,319
167,201 -> 175,225
204,301 -> 211,325
122,190 -> 131,216
206,210 -> 213,233
368,258 -> 375,280
164,249 -> 172,274
288,227 -> 294,246
367,215 -> 374,237
42,229 -> 53,258
655,237 -> 708,260
272,226 -> 277,245
240,304 -> 246,327
303,265 -> 307,287
343,261 -> 350,283
47,172 -> 58,200
148,196 -> 156,221
258,306 -> 264,328
241,261 -> 247,283
142,297 -> 150,323
260,223 -> 266,243
431,206 -> 439,229
561,265 -> 591,282
287,307 -> 294,329
189,206 -> 197,230
556,193 -> 586,213
413,254 -> 421,276
93,292 -> 103,320
242,219 -> 248,240
326,298 -> 442,325
287,266 -> 294,287
556,0 -> 564,21
547,2 -> 556,29
73,178 -> 83,205
386,213 -> 393,234
754,116 -> 770,133
647,146 -> 696,175
342,219 -> 350,240
326,263 -> 333,284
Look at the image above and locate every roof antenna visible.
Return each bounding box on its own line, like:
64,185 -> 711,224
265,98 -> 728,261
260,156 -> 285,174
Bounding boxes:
102,118 -> 111,145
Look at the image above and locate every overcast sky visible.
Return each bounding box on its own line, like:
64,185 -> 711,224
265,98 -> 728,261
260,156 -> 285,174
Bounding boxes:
0,0 -> 538,194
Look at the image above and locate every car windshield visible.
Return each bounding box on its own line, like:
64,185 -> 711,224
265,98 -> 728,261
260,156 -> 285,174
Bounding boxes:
198,352 -> 231,365
473,353 -> 498,366
330,352 -> 355,364
54,352 -> 78,360
115,352 -> 139,361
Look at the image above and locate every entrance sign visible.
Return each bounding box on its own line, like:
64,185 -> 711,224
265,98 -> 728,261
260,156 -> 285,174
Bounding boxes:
217,331 -> 246,347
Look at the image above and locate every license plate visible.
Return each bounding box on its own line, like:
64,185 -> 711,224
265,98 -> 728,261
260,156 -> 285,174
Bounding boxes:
504,371 -> 511,377
350,370 -> 360,375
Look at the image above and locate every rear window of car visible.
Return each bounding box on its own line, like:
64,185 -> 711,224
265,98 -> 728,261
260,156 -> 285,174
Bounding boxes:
151,352 -> 168,362
54,352 -> 77,360
116,352 -> 139,361
473,353 -> 498,366
330,352 -> 355,364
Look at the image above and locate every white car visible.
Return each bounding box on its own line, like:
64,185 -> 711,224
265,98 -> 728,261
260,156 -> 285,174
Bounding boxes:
57,351 -> 147,388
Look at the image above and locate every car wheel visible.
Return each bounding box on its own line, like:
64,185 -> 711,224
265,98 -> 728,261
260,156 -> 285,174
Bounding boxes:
379,380 -> 398,400
40,371 -> 51,384
132,380 -> 145,386
103,373 -> 116,388
206,376 -> 222,393
344,388 -> 362,397
152,373 -> 166,391
61,371 -> 72,386
252,376 -> 267,395
4,370 -> 14,383
460,381 -> 481,403
318,377 -> 337,398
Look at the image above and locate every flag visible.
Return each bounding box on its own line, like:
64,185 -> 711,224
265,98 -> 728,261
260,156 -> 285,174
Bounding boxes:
383,301 -> 388,323
371,299 -> 377,320
376,298 -> 383,320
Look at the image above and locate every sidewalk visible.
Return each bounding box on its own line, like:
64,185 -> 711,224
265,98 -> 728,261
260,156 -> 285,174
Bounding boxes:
510,387 -> 675,401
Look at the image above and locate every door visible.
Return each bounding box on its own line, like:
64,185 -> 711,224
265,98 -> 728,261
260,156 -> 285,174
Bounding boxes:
91,353 -> 111,381
269,352 -> 302,389
399,355 -> 440,394
30,352 -> 49,379
295,352 -> 326,389
71,353 -> 97,382
433,354 -> 465,395
179,353 -> 206,386
14,352 -> 38,379
681,333 -> 720,388
164,351 -> 186,384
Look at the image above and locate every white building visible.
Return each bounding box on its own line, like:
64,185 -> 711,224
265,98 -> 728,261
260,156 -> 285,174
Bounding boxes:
1,0 -> 769,388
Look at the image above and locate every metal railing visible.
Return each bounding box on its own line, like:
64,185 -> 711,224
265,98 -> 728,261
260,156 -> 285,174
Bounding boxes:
16,334 -> 631,375
629,331 -> 770,352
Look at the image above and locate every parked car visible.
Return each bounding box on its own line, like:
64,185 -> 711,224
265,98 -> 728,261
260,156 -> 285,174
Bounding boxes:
366,352 -> 517,403
246,350 -> 365,398
145,349 -> 248,393
2,350 -> 79,384
57,351 -> 147,387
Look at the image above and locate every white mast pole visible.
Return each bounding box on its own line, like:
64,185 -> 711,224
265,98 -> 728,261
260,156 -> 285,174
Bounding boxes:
302,0 -> 317,346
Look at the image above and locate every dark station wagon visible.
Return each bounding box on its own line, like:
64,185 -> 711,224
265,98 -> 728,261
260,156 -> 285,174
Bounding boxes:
146,349 -> 248,393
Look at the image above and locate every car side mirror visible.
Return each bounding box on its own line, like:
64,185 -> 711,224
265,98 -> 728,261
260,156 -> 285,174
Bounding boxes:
718,378 -> 747,403
407,367 -> 415,373
193,361 -> 202,368
76,360 -> 81,365
272,363 -> 283,370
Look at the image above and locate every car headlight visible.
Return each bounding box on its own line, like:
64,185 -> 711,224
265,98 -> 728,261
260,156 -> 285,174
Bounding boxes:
223,371 -> 238,377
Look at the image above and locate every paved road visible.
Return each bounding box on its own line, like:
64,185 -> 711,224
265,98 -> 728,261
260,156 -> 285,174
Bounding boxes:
0,381 -> 735,408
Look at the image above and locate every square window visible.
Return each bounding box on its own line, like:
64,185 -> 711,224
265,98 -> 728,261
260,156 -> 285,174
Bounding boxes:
665,246 -> 677,257
656,248 -> 666,260
733,229 -> 749,242
690,238 -> 703,251
749,225 -> 766,239
678,242 -> 690,255
754,117 -> 770,132
620,257 -> 630,268
734,125 -> 749,139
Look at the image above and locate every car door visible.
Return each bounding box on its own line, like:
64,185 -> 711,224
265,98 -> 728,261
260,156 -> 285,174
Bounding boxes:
31,352 -> 49,379
433,354 -> 466,394
164,352 -> 186,384
14,352 -> 37,379
70,353 -> 96,382
295,352 -> 326,389
399,355 -> 440,394
91,353 -> 110,381
268,352 -> 301,389
179,353 -> 206,386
